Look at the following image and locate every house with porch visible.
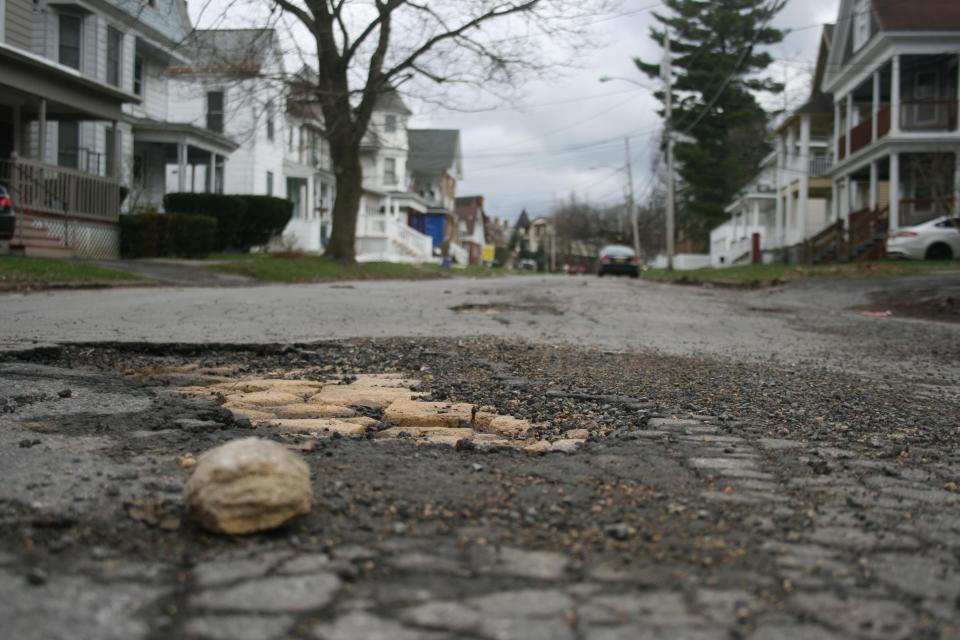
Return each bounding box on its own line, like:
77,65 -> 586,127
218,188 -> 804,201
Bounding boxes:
1,0 -> 140,257
407,128 -> 467,264
822,0 -> 960,260
710,154 -> 777,266
454,195 -> 487,265
351,90 -> 433,263
710,25 -> 835,267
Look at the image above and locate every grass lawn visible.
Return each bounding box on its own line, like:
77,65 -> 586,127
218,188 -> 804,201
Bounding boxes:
0,256 -> 143,289
209,253 -> 506,283
641,260 -> 960,287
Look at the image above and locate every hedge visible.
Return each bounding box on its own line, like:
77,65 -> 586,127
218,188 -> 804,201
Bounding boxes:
163,193 -> 246,251
163,193 -> 293,251
119,212 -> 217,258
236,195 -> 294,248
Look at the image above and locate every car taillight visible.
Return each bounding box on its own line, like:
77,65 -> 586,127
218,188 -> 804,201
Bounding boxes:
601,255 -> 610,263
630,256 -> 638,264
894,230 -> 918,238
0,197 -> 9,209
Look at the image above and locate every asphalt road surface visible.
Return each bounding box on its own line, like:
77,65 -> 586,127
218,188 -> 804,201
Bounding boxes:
0,274 -> 958,640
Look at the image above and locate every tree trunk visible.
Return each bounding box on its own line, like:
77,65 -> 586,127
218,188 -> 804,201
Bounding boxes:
325,141 -> 363,263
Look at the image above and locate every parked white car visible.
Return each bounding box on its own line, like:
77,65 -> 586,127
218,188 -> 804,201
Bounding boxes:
886,216 -> 960,260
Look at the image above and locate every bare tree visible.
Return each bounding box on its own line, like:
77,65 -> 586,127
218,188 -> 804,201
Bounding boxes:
268,0 -> 605,262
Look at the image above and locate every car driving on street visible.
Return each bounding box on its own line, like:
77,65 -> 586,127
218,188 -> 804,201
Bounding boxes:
596,244 -> 639,278
886,216 -> 960,261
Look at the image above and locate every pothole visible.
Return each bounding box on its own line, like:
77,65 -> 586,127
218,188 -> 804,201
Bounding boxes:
131,368 -> 586,453
449,302 -> 564,316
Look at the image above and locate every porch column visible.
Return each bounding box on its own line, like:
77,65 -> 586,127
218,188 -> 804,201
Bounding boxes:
954,152 -> 960,215
841,176 -> 851,224
833,100 -> 841,157
872,71 -> 880,142
207,153 -> 215,192
891,55 -> 901,135
12,105 -> 22,157
831,179 -> 839,222
111,121 -> 121,180
775,136 -> 784,250
752,200 -> 760,228
869,160 -> 879,210
845,93 -> 853,158
799,114 -> 811,238
889,152 -> 900,230
37,99 -> 47,163
176,143 -> 187,192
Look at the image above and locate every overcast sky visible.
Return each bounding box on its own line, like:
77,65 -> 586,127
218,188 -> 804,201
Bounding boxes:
412,0 -> 842,222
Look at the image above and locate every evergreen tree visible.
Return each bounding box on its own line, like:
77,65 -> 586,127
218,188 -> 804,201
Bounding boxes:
635,0 -> 786,244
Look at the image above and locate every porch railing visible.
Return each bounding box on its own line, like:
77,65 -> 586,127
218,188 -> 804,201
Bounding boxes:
0,158 -> 121,222
900,100 -> 959,132
808,156 -> 830,178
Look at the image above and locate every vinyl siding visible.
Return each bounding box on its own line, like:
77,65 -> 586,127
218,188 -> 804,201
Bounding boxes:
4,0 -> 32,50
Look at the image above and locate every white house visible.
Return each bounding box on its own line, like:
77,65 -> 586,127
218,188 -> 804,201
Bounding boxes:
1,0 -> 144,257
710,154 -> 777,266
711,25 -> 836,267
822,0 -> 960,260
353,90 -> 434,263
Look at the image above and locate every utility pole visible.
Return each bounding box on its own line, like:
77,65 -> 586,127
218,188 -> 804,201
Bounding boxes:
624,136 -> 641,259
663,29 -> 676,271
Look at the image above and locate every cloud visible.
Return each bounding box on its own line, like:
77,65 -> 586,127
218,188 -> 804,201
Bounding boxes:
413,0 -> 841,222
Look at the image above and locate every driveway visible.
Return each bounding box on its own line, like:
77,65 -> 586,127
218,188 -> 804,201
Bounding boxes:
84,258 -> 259,287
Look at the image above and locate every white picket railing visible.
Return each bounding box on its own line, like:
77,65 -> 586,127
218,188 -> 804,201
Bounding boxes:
0,158 -> 121,222
357,214 -> 433,262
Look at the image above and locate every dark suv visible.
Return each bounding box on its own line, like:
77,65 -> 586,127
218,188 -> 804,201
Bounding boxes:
0,184 -> 14,240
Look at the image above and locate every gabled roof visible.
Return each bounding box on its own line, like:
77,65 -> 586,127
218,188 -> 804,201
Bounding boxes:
105,0 -> 192,46
455,196 -> 485,236
515,210 -> 531,230
173,29 -> 281,76
408,129 -> 462,176
823,0 -> 960,92
374,87 -> 412,115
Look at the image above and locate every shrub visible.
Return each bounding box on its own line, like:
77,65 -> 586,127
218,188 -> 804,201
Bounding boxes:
163,193 -> 246,251
119,212 -> 217,258
163,193 -> 293,251
236,195 -> 294,249
119,212 -> 163,258
163,213 -> 217,258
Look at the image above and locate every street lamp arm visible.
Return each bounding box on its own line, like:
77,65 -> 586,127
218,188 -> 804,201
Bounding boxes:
598,76 -> 656,91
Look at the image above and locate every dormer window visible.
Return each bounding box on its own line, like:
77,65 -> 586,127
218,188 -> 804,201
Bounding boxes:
852,0 -> 870,51
385,115 -> 397,133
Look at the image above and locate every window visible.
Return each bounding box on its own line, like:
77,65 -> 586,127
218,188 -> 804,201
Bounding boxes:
266,102 -> 274,141
852,0 -> 870,51
106,27 -> 122,87
912,71 -> 940,126
384,157 -> 396,185
133,56 -> 144,96
58,14 -> 82,70
58,121 -> 79,169
288,127 -> 295,153
206,91 -> 224,133
385,114 -> 397,133
266,171 -> 274,196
